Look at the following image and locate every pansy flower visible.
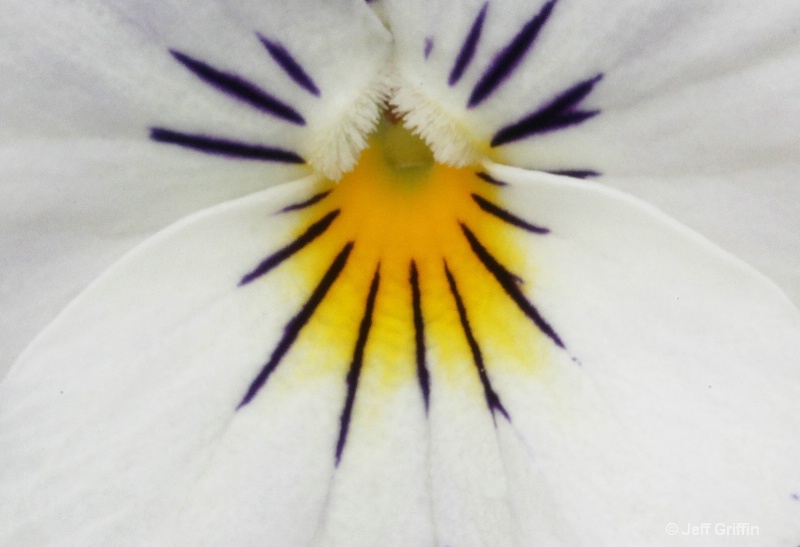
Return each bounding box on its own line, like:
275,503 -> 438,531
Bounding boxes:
2,0 -> 800,545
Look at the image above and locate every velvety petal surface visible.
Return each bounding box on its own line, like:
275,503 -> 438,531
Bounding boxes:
1,0 -> 389,149
3,0 -> 799,544
2,161 -> 798,545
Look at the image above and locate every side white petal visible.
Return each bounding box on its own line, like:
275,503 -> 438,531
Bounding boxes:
480,164 -> 800,545
0,140 -> 298,378
600,167 -> 800,307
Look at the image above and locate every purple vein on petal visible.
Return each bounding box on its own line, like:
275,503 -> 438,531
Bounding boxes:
460,223 -> 565,349
449,3 -> 488,86
150,128 -> 304,163
278,190 -> 333,213
444,262 -> 510,422
424,37 -> 434,59
240,210 -> 340,286
545,169 -> 600,179
170,50 -> 305,125
471,194 -> 550,234
468,0 -> 557,108
475,172 -> 508,186
335,266 -> 381,466
237,242 -> 354,409
257,33 -> 321,97
491,73 -> 603,146
410,261 -> 431,412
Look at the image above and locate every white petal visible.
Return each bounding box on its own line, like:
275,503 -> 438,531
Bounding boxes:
1,176 -> 338,544
0,140 -> 298,378
384,0 -> 800,175
1,0 -> 391,374
314,382 -> 433,547
600,166 -> 800,307
2,0 -> 390,182
478,164 -> 800,544
2,0 -> 389,164
502,43 -> 800,176
4,153 -> 799,544
383,0 -> 800,311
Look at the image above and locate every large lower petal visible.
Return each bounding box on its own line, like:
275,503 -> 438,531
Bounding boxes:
2,162 -> 799,545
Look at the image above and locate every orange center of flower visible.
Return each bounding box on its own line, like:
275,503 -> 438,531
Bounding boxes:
284,117 -> 549,398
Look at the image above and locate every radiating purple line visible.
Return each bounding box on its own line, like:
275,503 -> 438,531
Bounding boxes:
336,266 -> 381,466
468,0 -> 557,108
150,128 -> 304,163
170,50 -> 305,125
449,3 -> 488,86
493,111 -> 597,146
543,73 -> 603,114
424,37 -> 434,59
444,262 -> 509,421
279,190 -> 332,213
237,243 -> 353,409
461,223 -> 565,349
410,261 -> 430,412
240,210 -> 340,286
257,34 -> 321,97
476,172 -> 508,186
472,194 -> 550,234
545,169 -> 600,179
491,73 -> 602,147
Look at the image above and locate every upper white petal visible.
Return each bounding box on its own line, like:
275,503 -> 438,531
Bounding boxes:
0,0 -> 391,375
384,0 -> 800,174
382,0 -> 800,304
1,0 -> 390,156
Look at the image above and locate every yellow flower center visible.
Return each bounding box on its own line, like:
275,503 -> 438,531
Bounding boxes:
282,116 -> 550,401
